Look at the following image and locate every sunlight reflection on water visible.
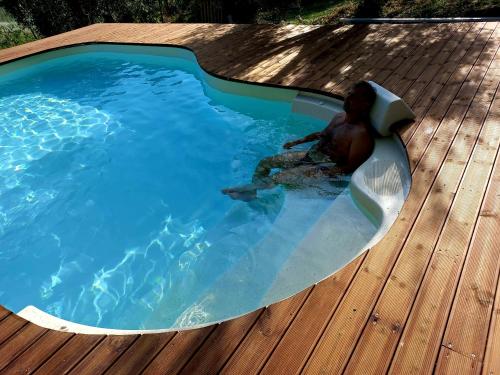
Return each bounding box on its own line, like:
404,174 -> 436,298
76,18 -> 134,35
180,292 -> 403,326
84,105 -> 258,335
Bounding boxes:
0,50 -> 367,330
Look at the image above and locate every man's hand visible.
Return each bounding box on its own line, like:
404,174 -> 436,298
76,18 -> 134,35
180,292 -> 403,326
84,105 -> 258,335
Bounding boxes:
283,131 -> 323,150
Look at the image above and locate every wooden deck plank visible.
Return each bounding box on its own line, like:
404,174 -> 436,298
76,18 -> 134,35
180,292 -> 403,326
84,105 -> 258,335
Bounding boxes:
282,25 -> 372,86
344,103 -> 490,373
483,273 -> 500,375
335,24 -> 436,93
242,26 -> 337,74
196,25 -> 264,74
260,256 -> 365,375
306,24 -> 393,89
0,313 -> 27,347
0,323 -> 47,371
141,326 -> 215,375
216,26 -> 323,80
435,347 -> 482,375
67,335 -> 139,375
389,78 -> 500,374
327,24 -> 419,93
0,330 -> 73,375
405,23 -> 497,170
396,22 -> 475,141
220,287 -> 312,374
401,22 -> 486,144
349,24 -> 437,92
410,22 -> 493,121
367,24 -> 458,116
383,24 -> 448,95
343,41 -> 500,375
436,93 -> 500,365
266,25 -> 380,86
178,309 -> 262,374
359,24 -> 435,88
184,25 -> 262,72
0,306 -> 10,322
301,28 -> 498,374
102,333 -> 176,375
401,22 -> 476,106
34,334 -> 104,375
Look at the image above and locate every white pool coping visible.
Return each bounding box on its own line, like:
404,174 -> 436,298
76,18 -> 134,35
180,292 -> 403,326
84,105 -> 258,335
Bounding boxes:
11,44 -> 411,334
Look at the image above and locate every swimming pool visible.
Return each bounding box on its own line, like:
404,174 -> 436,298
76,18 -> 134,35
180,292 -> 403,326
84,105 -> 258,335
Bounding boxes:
0,45 -> 410,331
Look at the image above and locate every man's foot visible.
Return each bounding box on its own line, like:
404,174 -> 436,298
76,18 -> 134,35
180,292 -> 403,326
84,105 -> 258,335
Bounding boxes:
222,187 -> 258,202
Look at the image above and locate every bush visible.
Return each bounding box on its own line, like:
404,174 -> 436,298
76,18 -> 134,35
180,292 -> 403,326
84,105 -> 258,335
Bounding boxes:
0,0 -> 304,36
0,24 -> 37,49
0,0 -> 167,37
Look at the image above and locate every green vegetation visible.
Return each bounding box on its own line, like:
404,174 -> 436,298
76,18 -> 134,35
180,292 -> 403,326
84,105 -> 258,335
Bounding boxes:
0,6 -> 14,21
0,7 -> 38,49
0,24 -> 37,49
260,0 -> 500,24
257,1 -> 357,25
0,0 -> 498,49
383,0 -> 500,18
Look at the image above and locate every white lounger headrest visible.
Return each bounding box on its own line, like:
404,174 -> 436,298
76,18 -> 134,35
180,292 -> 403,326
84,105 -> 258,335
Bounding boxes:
368,81 -> 415,136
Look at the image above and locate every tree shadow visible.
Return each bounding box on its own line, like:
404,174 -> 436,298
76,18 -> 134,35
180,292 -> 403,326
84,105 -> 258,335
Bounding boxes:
170,20 -> 470,100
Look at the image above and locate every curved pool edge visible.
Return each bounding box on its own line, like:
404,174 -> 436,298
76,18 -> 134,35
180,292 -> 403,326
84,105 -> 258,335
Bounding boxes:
0,42 -> 345,103
3,43 -> 412,334
17,304 -> 230,334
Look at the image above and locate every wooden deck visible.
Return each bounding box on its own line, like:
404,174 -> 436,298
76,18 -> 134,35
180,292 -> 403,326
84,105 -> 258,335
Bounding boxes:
0,22 -> 499,374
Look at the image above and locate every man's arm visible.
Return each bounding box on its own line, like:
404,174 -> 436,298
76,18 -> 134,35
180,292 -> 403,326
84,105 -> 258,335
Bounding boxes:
283,114 -> 342,149
283,131 -> 322,149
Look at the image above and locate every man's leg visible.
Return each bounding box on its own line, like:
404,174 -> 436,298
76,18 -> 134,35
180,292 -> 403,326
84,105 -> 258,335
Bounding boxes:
221,178 -> 273,201
222,164 -> 326,201
222,151 -> 307,201
271,164 -> 326,185
252,151 -> 307,183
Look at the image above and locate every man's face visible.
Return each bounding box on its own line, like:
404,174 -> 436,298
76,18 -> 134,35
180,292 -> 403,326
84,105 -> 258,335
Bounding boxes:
343,87 -> 372,114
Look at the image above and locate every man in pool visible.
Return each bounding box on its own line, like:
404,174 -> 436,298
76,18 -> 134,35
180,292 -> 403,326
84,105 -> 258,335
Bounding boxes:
222,81 -> 377,201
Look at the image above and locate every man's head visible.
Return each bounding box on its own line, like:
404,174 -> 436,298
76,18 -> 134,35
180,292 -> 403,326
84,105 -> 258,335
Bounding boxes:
343,81 -> 377,118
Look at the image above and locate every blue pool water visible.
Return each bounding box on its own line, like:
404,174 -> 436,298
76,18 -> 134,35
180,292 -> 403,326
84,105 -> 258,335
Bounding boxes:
0,48 -> 364,329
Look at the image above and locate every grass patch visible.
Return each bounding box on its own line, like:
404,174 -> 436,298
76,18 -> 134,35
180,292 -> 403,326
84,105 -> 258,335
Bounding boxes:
286,0 -> 357,24
383,0 -> 500,17
257,0 -> 358,24
258,0 -> 500,24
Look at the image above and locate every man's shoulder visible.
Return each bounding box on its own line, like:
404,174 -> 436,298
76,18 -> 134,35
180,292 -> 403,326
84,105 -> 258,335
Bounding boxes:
329,112 -> 346,126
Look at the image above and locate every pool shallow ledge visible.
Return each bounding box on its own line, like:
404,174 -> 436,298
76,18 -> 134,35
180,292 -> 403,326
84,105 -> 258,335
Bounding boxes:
10,44 -> 412,334
292,92 -> 411,240
259,93 -> 411,305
